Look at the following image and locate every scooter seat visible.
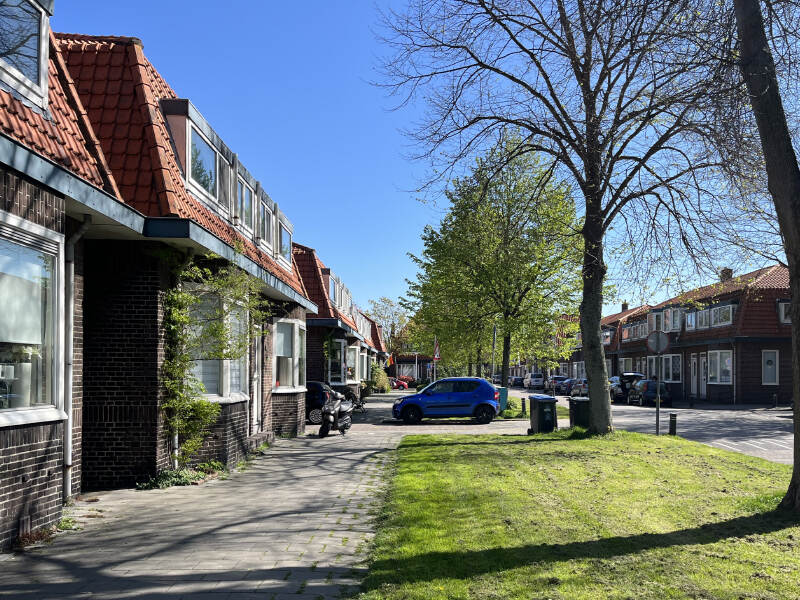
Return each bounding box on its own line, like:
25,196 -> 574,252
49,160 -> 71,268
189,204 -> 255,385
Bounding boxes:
339,401 -> 354,413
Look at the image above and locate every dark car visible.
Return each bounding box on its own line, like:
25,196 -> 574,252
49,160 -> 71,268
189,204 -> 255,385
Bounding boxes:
610,372 -> 645,403
557,378 -> 575,395
510,376 -> 525,387
391,377 -> 500,424
305,381 -> 341,424
629,379 -> 671,407
546,375 -> 568,393
561,378 -> 578,395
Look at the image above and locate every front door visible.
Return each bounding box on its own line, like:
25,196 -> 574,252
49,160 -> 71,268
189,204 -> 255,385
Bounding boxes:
699,353 -> 707,399
690,354 -> 697,397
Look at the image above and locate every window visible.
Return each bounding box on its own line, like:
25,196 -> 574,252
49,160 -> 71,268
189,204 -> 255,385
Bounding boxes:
229,308 -> 247,395
619,358 -> 632,373
575,361 -> 585,380
0,235 -> 57,411
0,0 -> 48,109
697,309 -> 709,328
670,309 -> 681,331
328,339 -> 344,383
621,325 -> 630,341
360,351 -> 368,381
258,199 -> 272,246
298,328 -> 306,387
648,312 -> 663,333
779,302 -> 791,324
329,278 -> 337,304
711,305 -> 733,327
602,330 -> 612,345
274,320 -> 306,389
708,350 -> 732,384
762,350 -> 778,385
279,224 -> 291,263
346,346 -> 358,381
429,380 -> 455,394
686,311 -> 696,330
190,127 -> 217,197
190,300 -> 249,398
659,354 -> 681,382
647,356 -> 656,378
454,380 -> 480,393
236,179 -> 254,230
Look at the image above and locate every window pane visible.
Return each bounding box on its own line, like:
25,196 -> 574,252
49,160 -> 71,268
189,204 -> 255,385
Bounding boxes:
276,322 -> 293,357
719,305 -> 731,324
280,224 -> 291,261
708,353 -> 718,383
0,0 -> 41,84
671,355 -> 681,382
244,186 -> 252,228
329,342 -> 342,383
0,237 -> 55,409
276,356 -> 292,387
346,347 -> 357,379
763,351 -> 777,385
193,360 -> 220,395
298,329 -> 306,386
229,310 -> 247,395
190,129 -> 217,196
218,158 -> 231,210
259,203 -> 266,239
720,351 -> 732,383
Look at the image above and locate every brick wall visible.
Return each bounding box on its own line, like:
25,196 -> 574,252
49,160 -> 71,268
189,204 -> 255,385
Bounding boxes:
272,392 -> 305,437
82,241 -> 169,490
68,222 -> 84,497
0,423 -> 63,551
191,400 -> 250,468
736,340 -> 793,404
0,168 -> 64,233
307,326 -> 326,382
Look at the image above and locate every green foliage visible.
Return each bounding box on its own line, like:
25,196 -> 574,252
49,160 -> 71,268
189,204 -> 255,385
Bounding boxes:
369,360 -> 392,393
56,517 -> 78,531
195,460 -> 225,474
136,469 -> 205,490
365,297 -> 410,354
161,251 -> 273,466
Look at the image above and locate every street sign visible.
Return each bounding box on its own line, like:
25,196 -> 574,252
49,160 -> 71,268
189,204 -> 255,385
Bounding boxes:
646,331 -> 669,354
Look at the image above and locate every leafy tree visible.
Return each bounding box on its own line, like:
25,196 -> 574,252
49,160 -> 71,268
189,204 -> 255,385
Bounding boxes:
407,142 -> 581,385
365,297 -> 410,354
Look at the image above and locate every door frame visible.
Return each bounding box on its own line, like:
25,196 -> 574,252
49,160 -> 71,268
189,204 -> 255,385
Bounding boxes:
690,354 -> 697,397
699,353 -> 707,399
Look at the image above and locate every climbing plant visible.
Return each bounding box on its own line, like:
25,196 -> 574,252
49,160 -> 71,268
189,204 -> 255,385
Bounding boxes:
162,248 -> 273,466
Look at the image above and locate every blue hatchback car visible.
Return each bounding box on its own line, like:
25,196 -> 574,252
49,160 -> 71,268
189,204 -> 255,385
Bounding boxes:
392,377 -> 500,424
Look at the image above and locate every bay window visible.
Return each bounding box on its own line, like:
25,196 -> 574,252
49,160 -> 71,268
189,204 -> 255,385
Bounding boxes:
190,301 -> 249,399
273,320 -> 306,389
0,232 -> 58,413
762,350 -> 778,385
708,350 -> 732,384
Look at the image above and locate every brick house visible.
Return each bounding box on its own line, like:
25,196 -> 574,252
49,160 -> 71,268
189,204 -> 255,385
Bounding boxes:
0,6 -> 316,548
566,266 -> 792,404
294,243 -> 386,397
387,355 -> 435,380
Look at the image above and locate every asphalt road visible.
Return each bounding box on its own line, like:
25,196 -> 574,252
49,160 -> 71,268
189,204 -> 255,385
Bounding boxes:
507,387 -> 794,464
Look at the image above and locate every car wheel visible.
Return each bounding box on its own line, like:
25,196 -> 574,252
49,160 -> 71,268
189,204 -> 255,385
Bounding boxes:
475,405 -> 495,424
402,405 -> 423,425
308,408 -> 323,424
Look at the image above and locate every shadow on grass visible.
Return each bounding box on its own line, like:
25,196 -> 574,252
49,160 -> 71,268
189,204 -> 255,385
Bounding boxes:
362,510 -> 799,590
398,428 -> 595,449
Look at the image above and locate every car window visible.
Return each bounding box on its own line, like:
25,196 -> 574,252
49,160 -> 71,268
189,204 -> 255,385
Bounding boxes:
429,380 -> 455,394
453,381 -> 480,393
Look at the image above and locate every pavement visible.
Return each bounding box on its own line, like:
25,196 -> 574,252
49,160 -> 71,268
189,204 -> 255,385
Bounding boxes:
0,390 -> 793,599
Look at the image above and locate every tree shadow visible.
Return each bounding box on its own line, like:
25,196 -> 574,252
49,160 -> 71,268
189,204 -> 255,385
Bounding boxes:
362,510 -> 800,590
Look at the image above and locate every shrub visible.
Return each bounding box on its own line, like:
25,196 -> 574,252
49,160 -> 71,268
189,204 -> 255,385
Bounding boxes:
136,468 -> 205,490
196,460 -> 225,474
370,361 -> 392,393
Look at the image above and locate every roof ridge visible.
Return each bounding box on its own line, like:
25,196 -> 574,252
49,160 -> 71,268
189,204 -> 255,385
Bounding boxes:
54,32 -> 143,46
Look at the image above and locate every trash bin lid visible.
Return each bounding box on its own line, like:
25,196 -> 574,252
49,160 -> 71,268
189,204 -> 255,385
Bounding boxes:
529,394 -> 557,402
568,396 -> 591,403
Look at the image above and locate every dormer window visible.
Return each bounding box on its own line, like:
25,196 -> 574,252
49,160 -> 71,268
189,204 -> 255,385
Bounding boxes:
236,179 -> 253,231
190,127 -> 217,196
0,0 -> 49,109
258,198 -> 273,247
279,223 -> 291,264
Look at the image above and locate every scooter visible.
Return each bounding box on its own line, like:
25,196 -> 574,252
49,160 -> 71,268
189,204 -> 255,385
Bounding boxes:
319,393 -> 354,438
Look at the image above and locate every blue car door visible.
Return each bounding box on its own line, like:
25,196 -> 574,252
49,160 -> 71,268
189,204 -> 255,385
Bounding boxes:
422,380 -> 455,415
451,380 -> 482,416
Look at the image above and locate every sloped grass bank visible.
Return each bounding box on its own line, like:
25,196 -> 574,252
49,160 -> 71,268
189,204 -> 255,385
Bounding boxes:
358,430 -> 798,599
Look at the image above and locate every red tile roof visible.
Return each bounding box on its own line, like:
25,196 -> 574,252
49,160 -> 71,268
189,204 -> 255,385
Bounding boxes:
0,33 -> 118,196
293,242 -> 359,331
653,265 -> 789,308
55,33 -> 307,299
601,304 -> 651,326
368,319 -> 386,353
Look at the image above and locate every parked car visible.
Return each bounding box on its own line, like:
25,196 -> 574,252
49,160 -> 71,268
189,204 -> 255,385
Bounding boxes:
305,381 -> 343,424
610,372 -> 645,403
628,379 -> 672,407
492,374 -> 503,385
524,372 -> 544,389
392,377 -> 500,424
389,377 -> 408,390
570,378 -> 589,396
546,375 -> 568,393
558,378 -> 575,395
510,376 -> 525,387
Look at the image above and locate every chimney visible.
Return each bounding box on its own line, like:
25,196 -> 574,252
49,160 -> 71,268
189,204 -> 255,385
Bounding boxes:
720,268 -> 733,282
621,301 -> 629,312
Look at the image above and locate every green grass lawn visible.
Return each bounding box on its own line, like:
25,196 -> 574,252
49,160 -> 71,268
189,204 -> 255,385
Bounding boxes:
357,430 -> 799,600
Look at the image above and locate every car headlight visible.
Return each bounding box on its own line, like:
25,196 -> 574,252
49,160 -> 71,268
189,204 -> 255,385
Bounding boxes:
393,398 -> 404,406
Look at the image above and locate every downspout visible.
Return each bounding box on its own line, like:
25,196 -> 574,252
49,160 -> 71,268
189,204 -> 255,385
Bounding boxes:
64,215 -> 92,503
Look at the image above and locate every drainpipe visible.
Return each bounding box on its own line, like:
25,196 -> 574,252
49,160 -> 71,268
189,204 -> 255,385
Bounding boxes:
64,215 -> 92,503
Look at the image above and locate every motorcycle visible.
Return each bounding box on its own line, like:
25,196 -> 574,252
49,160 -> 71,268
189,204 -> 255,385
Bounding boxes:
319,393 -> 354,438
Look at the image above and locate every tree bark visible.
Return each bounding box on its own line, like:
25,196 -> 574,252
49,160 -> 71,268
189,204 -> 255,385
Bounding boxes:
734,0 -> 800,510
581,205 -> 613,433
501,333 -> 511,388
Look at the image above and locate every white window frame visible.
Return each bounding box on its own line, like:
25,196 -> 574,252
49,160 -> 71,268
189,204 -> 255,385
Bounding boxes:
660,354 -> 682,383
328,338 -> 346,384
0,0 -> 49,110
0,209 -> 64,426
686,311 -> 696,330
697,309 -> 709,329
345,345 -> 359,383
277,222 -> 292,271
778,302 -> 791,324
762,350 -> 779,386
257,199 -> 273,250
272,318 -> 306,392
236,178 -> 255,233
710,305 -> 733,327
360,349 -> 368,381
707,350 -> 733,385
187,125 -> 219,203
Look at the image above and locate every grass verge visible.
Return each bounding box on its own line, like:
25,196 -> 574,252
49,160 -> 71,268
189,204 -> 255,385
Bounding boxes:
500,396 -> 569,420
357,430 -> 798,599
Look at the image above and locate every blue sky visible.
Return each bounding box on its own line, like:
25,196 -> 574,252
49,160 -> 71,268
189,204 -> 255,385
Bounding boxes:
53,1 -> 436,310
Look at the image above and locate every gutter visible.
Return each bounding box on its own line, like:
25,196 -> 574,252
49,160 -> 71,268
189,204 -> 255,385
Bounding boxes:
143,218 -> 317,312
64,214 -> 91,503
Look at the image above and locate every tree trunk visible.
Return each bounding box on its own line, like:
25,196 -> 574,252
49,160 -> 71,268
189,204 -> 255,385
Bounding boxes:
581,206 -> 612,433
734,0 -> 800,510
501,333 -> 511,388
476,343 -> 483,378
